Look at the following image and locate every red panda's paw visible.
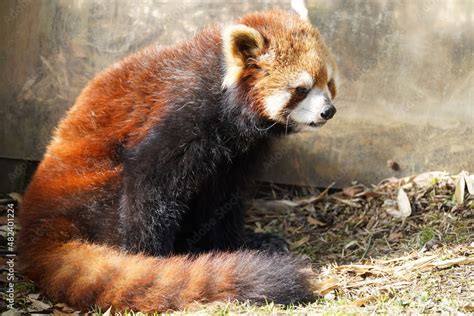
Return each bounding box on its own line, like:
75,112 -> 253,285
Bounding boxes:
243,231 -> 290,253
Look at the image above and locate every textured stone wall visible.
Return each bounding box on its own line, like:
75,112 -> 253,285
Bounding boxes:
0,0 -> 472,187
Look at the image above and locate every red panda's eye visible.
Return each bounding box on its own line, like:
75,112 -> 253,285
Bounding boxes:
295,86 -> 310,96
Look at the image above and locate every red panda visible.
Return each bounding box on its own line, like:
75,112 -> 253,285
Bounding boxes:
18,10 -> 337,312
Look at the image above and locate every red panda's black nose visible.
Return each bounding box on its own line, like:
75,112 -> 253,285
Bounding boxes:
321,104 -> 337,120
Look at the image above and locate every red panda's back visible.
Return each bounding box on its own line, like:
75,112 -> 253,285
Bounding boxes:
19,27 -> 224,247
18,46 -> 172,247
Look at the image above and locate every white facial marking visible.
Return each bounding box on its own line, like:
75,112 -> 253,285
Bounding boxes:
264,91 -> 292,120
291,71 -> 313,89
289,88 -> 327,124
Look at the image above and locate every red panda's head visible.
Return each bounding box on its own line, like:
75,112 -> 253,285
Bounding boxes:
222,10 -> 337,128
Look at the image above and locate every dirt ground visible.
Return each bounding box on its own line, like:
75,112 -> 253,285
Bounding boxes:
1,171 -> 473,315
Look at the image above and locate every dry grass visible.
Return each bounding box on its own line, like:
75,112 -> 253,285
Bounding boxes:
1,171 -> 473,315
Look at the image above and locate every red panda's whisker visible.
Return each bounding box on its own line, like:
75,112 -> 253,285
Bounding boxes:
254,120 -> 278,132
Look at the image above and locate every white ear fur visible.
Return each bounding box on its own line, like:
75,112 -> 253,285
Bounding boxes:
291,0 -> 309,21
222,24 -> 264,88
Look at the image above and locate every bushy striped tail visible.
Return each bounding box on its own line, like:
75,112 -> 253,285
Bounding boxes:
21,240 -> 315,312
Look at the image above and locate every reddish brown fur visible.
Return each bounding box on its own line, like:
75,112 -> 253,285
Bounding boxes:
26,239 -> 239,311
18,37 -> 234,312
18,10 -> 326,312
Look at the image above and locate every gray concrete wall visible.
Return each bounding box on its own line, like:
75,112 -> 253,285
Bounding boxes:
0,0 -> 472,190
0,0 -> 289,161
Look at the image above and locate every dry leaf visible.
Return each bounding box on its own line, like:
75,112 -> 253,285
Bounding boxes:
463,305 -> 474,312
343,185 -> 365,197
251,193 -> 327,211
1,310 -> 21,316
8,192 -> 23,204
384,200 -> 398,218
430,257 -> 474,269
386,208 -> 402,218
395,255 -> 437,273
307,216 -> 326,226
290,235 -> 310,250
462,172 -> 473,195
27,297 -> 52,311
388,231 -> 403,241
397,188 -> 412,218
378,177 -> 400,186
312,277 -> 340,295
251,184 -> 334,212
53,309 -> 80,316
333,197 -> 362,208
387,189 -> 412,218
103,306 -> 112,316
351,295 -> 378,307
410,171 -> 450,187
344,240 -> 359,249
292,183 -> 334,205
454,173 -> 465,204
53,303 -> 76,314
27,293 -> 40,300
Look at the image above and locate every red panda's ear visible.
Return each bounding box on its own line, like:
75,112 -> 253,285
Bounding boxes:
328,78 -> 337,99
222,24 -> 265,88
